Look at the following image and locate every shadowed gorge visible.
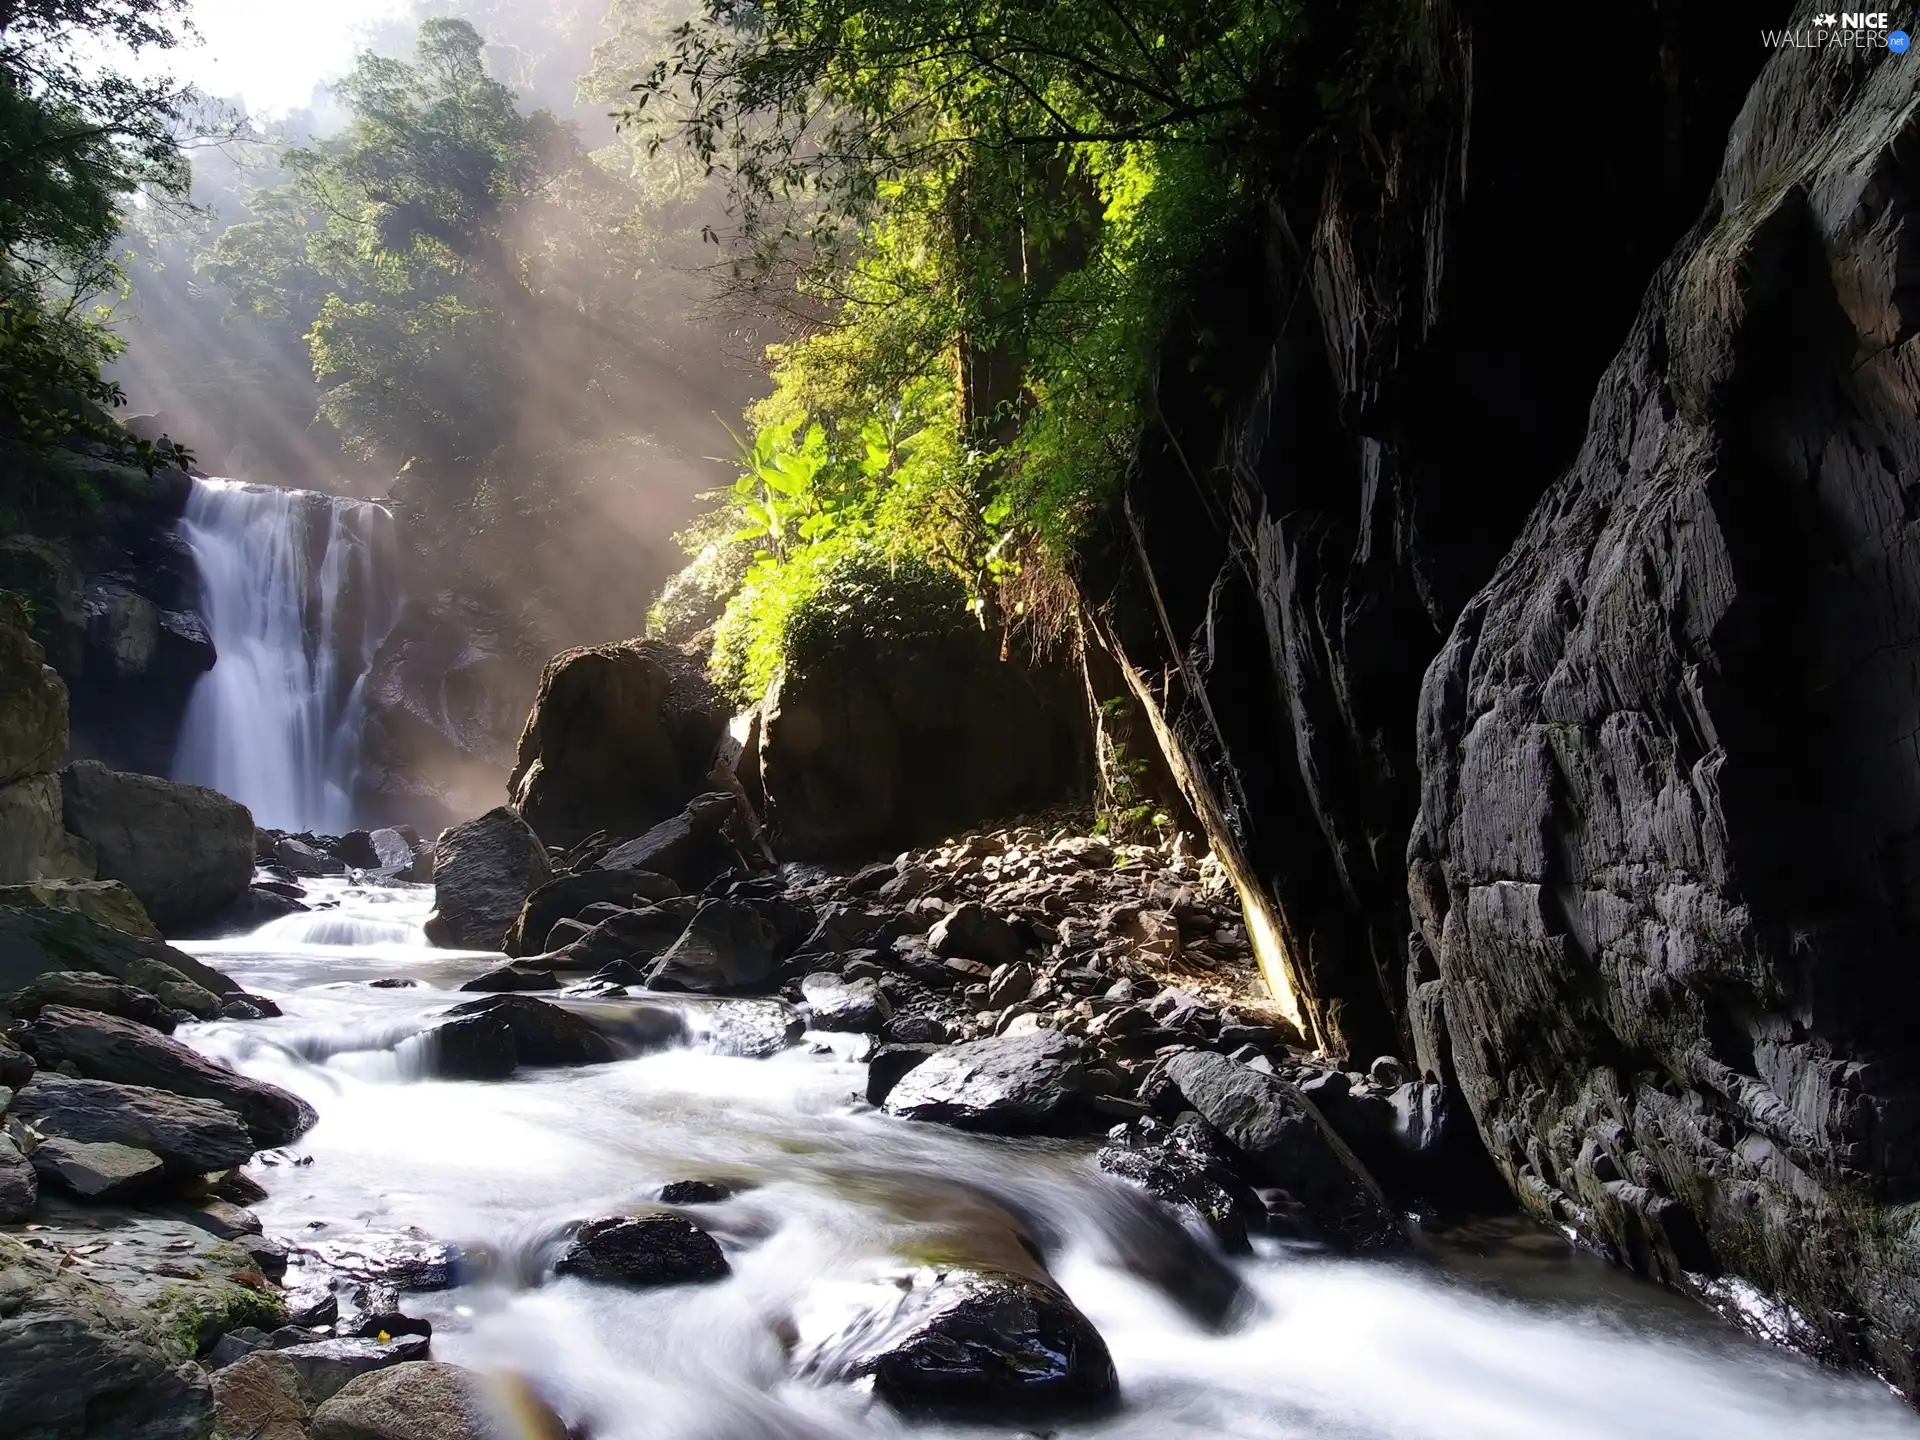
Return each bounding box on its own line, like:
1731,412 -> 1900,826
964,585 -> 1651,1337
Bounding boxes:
6,0 -> 1920,1435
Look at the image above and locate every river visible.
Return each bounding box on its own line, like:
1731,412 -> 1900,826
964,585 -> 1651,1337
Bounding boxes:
178,880 -> 1920,1440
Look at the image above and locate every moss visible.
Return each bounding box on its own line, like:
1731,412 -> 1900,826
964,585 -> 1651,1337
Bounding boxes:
151,1269 -> 286,1360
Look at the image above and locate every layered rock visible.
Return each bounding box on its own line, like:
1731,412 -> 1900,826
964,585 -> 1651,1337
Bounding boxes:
1411,41 -> 1920,1388
507,638 -> 726,850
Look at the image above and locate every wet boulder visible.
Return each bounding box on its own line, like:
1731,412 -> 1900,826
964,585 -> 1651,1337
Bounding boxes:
312,1361 -> 568,1440
795,1267 -> 1116,1416
424,807 -> 551,950
275,837 -> 344,878
507,638 -> 727,852
59,760 -> 254,930
595,791 -> 736,889
423,1012 -> 517,1080
30,1136 -> 166,1202
12,1075 -> 255,1176
1165,1051 -> 1405,1252
552,1214 -> 729,1287
443,996 -> 621,1067
0,1033 -> 33,1088
6,970 -> 178,1031
456,962 -> 558,994
705,999 -> 803,1058
801,973 -> 891,1033
0,1233 -> 215,1439
645,899 -> 778,994
22,1005 -> 317,1147
502,868 -> 681,957
883,1032 -> 1091,1134
1097,1113 -> 1265,1252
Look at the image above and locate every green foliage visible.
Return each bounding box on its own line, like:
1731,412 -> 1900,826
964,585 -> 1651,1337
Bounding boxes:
1093,695 -> 1169,840
645,533 -> 756,644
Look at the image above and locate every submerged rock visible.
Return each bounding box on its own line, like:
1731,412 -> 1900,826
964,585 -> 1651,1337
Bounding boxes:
424,808 -> 551,950
23,1005 -> 317,1147
883,1031 -> 1090,1134
60,760 -> 254,930
443,996 -> 622,1067
425,1013 -> 518,1080
552,1214 -> 729,1287
12,1074 -> 255,1176
795,1267 -> 1116,1416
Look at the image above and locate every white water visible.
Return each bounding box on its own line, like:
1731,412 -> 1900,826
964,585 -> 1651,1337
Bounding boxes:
171,478 -> 401,831
181,884 -> 1920,1440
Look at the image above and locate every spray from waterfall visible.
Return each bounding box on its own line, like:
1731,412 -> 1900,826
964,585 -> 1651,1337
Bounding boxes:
171,477 -> 402,831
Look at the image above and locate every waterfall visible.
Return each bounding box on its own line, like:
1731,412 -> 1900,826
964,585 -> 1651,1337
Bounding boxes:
171,477 -> 402,831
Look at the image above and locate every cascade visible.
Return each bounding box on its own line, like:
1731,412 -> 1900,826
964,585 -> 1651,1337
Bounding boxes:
170,477 -> 401,830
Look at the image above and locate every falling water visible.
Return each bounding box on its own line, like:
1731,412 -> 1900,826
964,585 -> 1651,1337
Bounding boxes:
171,477 -> 401,831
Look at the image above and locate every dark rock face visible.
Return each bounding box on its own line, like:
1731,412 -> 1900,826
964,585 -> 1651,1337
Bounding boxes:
23,1006 -> 317,1147
883,1032 -> 1090,1134
59,761 -> 254,930
1098,1113 -> 1264,1253
502,869 -> 681,957
424,1013 -> 518,1080
1412,45 -> 1920,1386
456,962 -> 558,994
796,1268 -> 1116,1416
595,792 -> 735,889
541,903 -> 691,971
1165,1051 -> 1405,1252
1072,0 -> 1780,1063
507,639 -> 727,851
443,996 -> 622,1067
645,900 -> 778,994
760,617 -> 1086,862
0,1234 -> 215,1440
13,1075 -> 255,1176
424,807 -> 551,950
552,1214 -> 729,1287
0,1033 -> 34,1088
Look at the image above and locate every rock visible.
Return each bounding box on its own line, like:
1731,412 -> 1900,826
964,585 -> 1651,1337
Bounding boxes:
0,1131 -> 37,1221
540,903 -> 690,972
423,1014 -> 517,1080
275,1335 -> 433,1406
704,999 -> 803,1058
928,903 -> 1027,970
801,973 -> 891,1033
275,838 -> 345,877
883,1032 -> 1091,1134
31,1136 -> 167,1201
501,869 -> 681,957
645,899 -> 778,994
507,638 -> 728,851
0,772 -> 97,886
423,808 -> 551,950
8,970 -> 178,1031
865,1044 -> 942,1107
1098,1114 -> 1264,1253
367,828 -> 418,872
985,961 -> 1034,1009
795,1267 -> 1116,1415
0,904 -> 230,1017
657,1179 -> 730,1205
312,1361 -> 569,1440
184,885 -> 310,939
0,1232 -> 215,1439
0,591 -> 69,786
0,1033 -> 37,1088
455,963 -> 557,994
23,1006 -> 317,1147
12,1074 -> 255,1176
60,760 -> 255,930
1165,1051 -> 1404,1251
302,1232 -> 461,1292
442,996 -> 621,1067
552,1214 -> 728,1287
206,1326 -> 272,1370
595,792 -> 735,889
212,1352 -> 310,1440
0,879 -> 159,940
881,1015 -> 950,1046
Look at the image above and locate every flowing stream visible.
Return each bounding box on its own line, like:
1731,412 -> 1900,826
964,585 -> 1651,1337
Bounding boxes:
171,478 -> 401,831
180,883 -> 1920,1440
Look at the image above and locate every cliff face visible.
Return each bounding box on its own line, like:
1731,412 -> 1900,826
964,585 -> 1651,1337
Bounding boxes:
1413,42 -> 1920,1384
1075,0 -> 1781,1060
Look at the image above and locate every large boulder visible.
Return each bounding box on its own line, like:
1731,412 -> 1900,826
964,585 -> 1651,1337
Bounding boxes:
594,792 -> 735,888
30,1136 -> 167,1202
12,1075 -> 256,1176
0,1232 -> 215,1439
795,1267 -> 1116,1416
757,554 -> 1086,860
0,772 -> 95,885
644,899 -> 778,994
0,590 -> 69,786
507,639 -> 727,851
539,904 -> 691,971
1165,1050 -> 1405,1252
1410,44 -> 1920,1387
501,869 -> 680,957
0,904 -> 234,1018
424,807 -> 551,950
442,996 -> 622,1067
22,1006 -> 316,1147
59,761 -> 253,930
883,1032 -> 1091,1134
